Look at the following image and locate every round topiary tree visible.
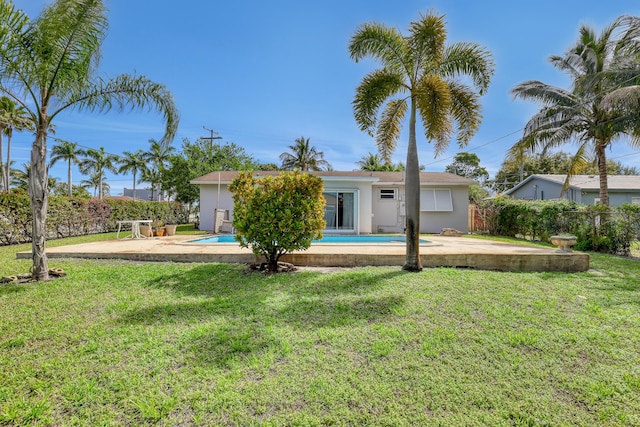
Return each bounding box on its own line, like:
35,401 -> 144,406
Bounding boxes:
229,171 -> 326,271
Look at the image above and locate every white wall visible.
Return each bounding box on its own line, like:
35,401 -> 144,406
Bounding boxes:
199,184 -> 234,231
199,180 -> 470,234
420,185 -> 470,233
323,179 -> 374,234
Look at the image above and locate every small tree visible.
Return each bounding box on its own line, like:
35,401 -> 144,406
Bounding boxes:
229,171 -> 325,271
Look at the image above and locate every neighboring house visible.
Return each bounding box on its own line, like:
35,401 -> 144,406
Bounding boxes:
123,188 -> 153,201
191,171 -> 476,234
504,174 -> 640,206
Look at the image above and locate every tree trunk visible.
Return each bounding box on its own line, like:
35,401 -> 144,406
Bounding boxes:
29,126 -> 49,281
0,127 -> 4,192
403,98 -> 422,271
67,159 -> 72,197
132,171 -> 137,199
595,142 -> 609,206
6,128 -> 12,193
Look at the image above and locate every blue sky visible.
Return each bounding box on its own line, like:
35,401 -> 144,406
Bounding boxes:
9,0 -> 640,195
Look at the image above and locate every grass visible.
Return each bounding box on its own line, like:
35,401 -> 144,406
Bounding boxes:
1,232 -> 639,425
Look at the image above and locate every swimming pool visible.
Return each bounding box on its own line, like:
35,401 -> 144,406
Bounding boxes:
189,235 -> 429,244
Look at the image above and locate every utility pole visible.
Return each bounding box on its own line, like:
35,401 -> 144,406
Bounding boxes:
201,126 -> 224,232
201,126 -> 222,147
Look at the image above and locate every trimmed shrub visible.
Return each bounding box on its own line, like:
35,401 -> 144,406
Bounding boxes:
229,171 -> 325,271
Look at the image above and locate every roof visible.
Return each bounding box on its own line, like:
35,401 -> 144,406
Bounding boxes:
191,170 -> 477,186
505,174 -> 640,194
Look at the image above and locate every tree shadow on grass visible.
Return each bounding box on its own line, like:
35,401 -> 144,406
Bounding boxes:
0,284 -> 27,296
118,263 -> 408,367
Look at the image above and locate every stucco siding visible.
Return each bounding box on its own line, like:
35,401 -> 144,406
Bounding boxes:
420,186 -> 469,233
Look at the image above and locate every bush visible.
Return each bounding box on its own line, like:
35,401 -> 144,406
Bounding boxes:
478,198 -> 640,256
229,171 -> 325,271
0,193 -> 189,246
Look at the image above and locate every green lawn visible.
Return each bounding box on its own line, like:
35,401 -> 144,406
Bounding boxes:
1,234 -> 639,425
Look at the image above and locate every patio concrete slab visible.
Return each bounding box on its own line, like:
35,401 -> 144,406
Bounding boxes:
16,234 -> 589,272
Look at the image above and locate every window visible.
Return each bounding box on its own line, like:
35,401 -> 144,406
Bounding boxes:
420,189 -> 453,211
632,197 -> 640,205
379,188 -> 396,200
594,198 -> 601,205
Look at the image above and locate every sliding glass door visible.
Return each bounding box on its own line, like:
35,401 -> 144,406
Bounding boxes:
323,191 -> 356,232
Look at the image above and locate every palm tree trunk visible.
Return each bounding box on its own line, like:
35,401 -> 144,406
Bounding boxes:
132,171 -> 137,199
403,98 -> 423,271
67,159 -> 72,197
99,174 -> 103,200
0,128 -> 5,192
29,126 -> 49,281
595,142 -> 609,206
6,129 -> 12,193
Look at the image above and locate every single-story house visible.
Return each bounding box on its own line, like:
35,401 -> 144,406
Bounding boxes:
504,174 -> 640,206
191,171 -> 476,234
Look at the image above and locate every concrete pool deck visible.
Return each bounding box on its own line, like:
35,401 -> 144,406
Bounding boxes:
17,234 -> 590,272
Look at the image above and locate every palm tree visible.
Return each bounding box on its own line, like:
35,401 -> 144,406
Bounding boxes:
142,138 -> 175,201
279,136 -> 331,171
509,15 -> 640,207
349,10 -> 494,271
81,171 -> 110,198
11,162 -> 57,192
357,152 -> 386,171
0,0 -> 178,280
0,96 -> 31,192
49,140 -> 84,197
356,152 -> 408,171
118,149 -> 147,200
79,147 -> 118,200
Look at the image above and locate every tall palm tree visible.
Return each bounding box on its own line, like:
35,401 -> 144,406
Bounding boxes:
0,96 -> 31,192
509,15 -> 640,207
0,0 -> 178,280
79,146 -> 118,200
349,10 -> 494,271
279,136 -> 331,171
118,149 -> 147,200
142,138 -> 175,201
49,139 -> 84,197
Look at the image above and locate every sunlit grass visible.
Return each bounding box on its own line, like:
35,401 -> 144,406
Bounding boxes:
1,233 -> 639,425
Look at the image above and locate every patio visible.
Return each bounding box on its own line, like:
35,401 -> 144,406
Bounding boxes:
17,235 -> 590,272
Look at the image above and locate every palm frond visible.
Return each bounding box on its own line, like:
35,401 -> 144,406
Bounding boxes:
439,42 -> 494,94
352,69 -> 405,135
34,0 -> 107,96
408,11 -> 446,72
348,22 -> 408,72
511,80 -> 576,107
560,143 -> 591,195
375,98 -> 407,163
447,81 -> 481,146
55,73 -> 179,144
414,74 -> 452,150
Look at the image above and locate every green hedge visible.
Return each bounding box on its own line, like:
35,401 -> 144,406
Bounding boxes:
478,197 -> 640,256
0,192 -> 188,245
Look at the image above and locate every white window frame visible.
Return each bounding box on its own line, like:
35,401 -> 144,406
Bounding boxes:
631,197 -> 640,205
379,188 -> 397,200
420,188 -> 453,212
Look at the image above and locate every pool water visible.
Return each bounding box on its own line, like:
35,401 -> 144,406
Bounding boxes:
190,235 -> 429,244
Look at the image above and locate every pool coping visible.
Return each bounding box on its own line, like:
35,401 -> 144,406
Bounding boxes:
17,234 -> 590,273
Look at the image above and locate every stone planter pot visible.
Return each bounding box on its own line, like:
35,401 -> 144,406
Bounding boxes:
164,224 -> 177,236
551,235 -> 577,252
139,225 -> 152,238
